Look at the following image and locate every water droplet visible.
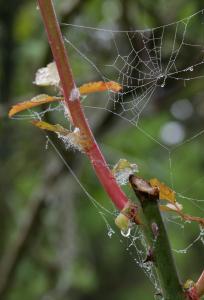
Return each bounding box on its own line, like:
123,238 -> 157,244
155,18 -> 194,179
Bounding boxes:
185,66 -> 194,72
179,249 -> 187,254
121,227 -> 131,237
159,75 -> 167,87
45,137 -> 49,150
107,227 -> 115,238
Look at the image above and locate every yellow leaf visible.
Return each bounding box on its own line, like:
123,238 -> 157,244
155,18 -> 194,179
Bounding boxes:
112,159 -> 138,174
79,81 -> 122,94
32,120 -> 91,151
150,178 -> 176,204
8,81 -> 122,118
31,120 -> 70,136
112,159 -> 138,186
9,94 -> 63,117
32,120 -> 70,136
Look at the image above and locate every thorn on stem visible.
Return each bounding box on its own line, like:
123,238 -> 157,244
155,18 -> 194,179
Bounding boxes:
70,87 -> 80,101
151,222 -> 159,239
143,247 -> 154,263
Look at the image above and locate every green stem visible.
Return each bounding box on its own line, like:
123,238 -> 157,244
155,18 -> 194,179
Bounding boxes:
129,175 -> 186,300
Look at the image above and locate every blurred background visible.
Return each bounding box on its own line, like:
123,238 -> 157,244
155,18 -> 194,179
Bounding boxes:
1,0 -> 204,299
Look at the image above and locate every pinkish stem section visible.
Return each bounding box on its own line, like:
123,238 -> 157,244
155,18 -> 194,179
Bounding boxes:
88,144 -> 128,210
196,270 -> 204,298
37,0 -> 128,210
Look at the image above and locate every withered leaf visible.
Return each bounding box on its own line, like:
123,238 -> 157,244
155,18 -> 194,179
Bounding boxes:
32,120 -> 70,136
9,94 -> 63,117
79,81 -> 122,94
150,178 -> 176,204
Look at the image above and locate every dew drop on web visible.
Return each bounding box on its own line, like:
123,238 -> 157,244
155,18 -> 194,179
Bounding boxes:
121,227 -> 131,237
107,227 -> 115,238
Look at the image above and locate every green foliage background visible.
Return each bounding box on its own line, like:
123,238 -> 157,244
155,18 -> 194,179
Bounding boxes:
0,0 -> 204,299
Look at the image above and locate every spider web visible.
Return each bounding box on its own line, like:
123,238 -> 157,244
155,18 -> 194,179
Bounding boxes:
63,9 -> 204,124
62,8 -> 204,272
12,9 -> 204,299
46,137 -> 162,298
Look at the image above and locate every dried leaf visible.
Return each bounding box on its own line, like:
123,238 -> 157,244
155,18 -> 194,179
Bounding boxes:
9,79 -> 122,118
79,81 -> 122,94
34,62 -> 60,87
112,159 -> 138,186
9,94 -> 63,117
160,202 -> 183,212
32,120 -> 70,135
34,61 -> 122,93
178,211 -> 204,227
150,178 -> 176,204
160,203 -> 204,227
149,178 -> 204,226
32,121 -> 91,152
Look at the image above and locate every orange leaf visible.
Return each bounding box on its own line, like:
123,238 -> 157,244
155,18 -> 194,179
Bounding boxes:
8,81 -> 122,118
9,94 -> 63,118
32,120 -> 70,136
79,81 -> 122,94
150,178 -> 176,204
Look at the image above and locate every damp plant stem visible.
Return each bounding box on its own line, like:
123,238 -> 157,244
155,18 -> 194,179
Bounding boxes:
129,175 -> 186,300
37,0 -> 129,211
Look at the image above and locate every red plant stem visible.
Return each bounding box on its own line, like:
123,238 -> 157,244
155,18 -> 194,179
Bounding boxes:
196,270 -> 204,297
37,0 -> 129,211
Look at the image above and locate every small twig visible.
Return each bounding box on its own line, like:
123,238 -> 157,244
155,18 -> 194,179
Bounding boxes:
129,175 -> 186,300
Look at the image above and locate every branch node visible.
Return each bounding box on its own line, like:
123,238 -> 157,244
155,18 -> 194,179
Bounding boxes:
70,87 -> 80,101
115,201 -> 141,231
129,175 -> 159,203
